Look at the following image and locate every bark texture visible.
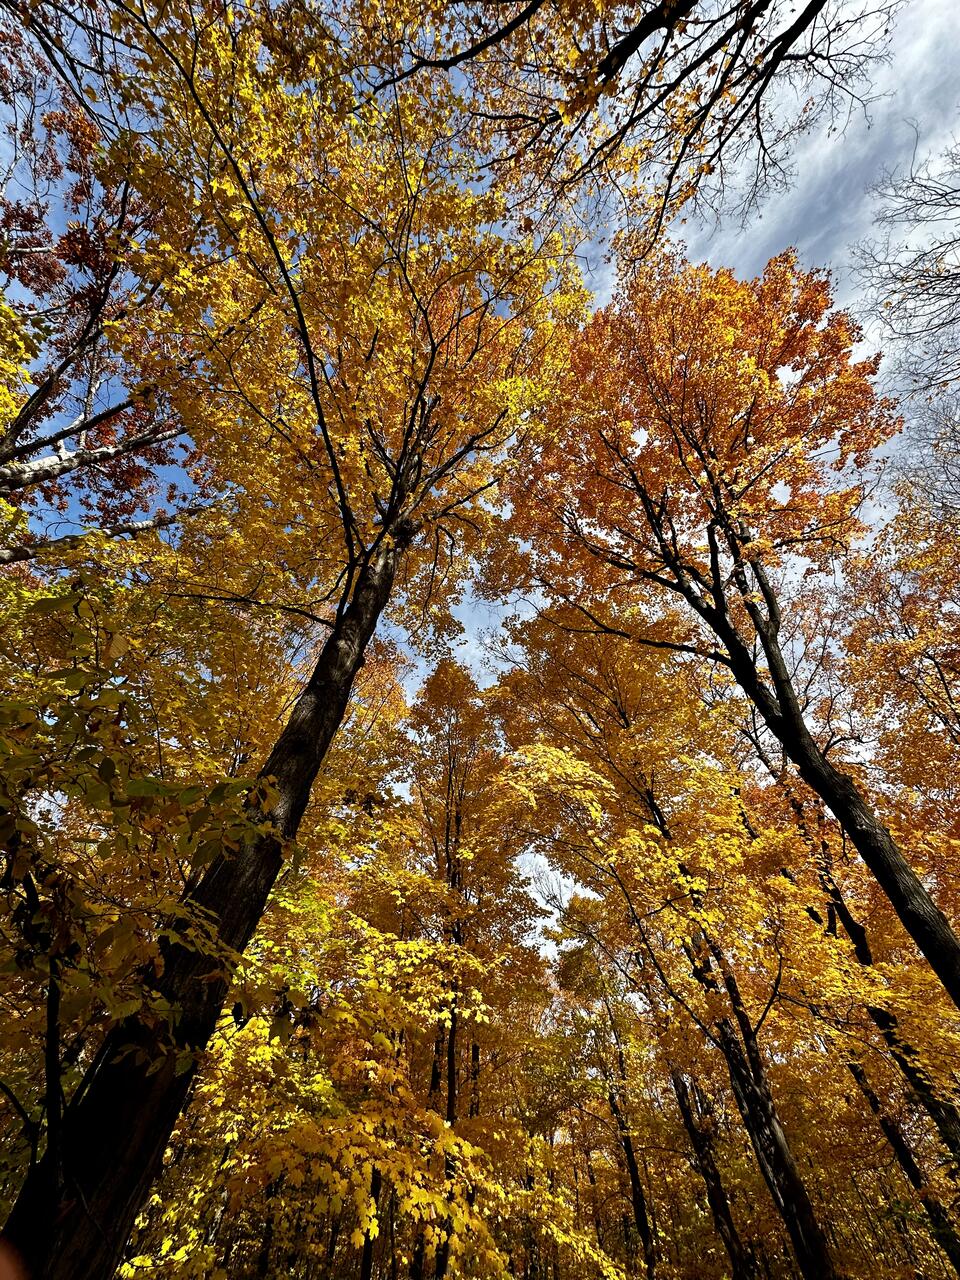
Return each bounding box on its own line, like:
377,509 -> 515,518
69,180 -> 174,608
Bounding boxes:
687,942 -> 841,1280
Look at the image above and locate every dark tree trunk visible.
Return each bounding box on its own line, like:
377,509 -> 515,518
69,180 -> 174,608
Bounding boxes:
469,1041 -> 480,1118
584,1149 -> 605,1248
607,1088 -> 657,1279
794,743 -> 960,1009
412,1004 -> 448,1280
715,1016 -> 839,1280
429,1022 -> 445,1100
825,870 -> 960,1170
715,599 -> 960,1011
359,1167 -> 383,1280
446,991 -> 458,1128
325,1210 -> 342,1276
687,941 -> 841,1280
410,1237 -> 426,1280
671,1069 -> 758,1280
775,772 -> 960,1175
256,1180 -> 278,1277
435,991 -> 458,1280
848,1061 -> 960,1276
2,538 -> 405,1280
389,1192 -> 399,1280
434,1228 -> 451,1279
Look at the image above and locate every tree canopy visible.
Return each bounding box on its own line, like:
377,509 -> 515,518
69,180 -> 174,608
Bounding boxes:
3,3 -> 959,1280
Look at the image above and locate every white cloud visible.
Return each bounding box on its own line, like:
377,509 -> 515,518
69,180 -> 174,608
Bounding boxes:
683,0 -> 960,300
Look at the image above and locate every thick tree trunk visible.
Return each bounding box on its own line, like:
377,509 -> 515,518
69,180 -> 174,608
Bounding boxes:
671,1070 -> 758,1280
2,537 -> 405,1280
410,1236 -> 427,1280
795,744 -> 960,1011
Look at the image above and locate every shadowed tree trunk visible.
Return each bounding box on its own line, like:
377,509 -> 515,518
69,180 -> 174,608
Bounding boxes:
704,561 -> 960,1010
774,772 -> 960,1171
434,985 -> 459,1280
825,863 -> 960,1170
607,1085 -> 657,1279
583,1147 -> 605,1249
671,1069 -> 759,1280
685,939 -> 842,1280
359,1167 -> 383,1280
469,1041 -> 481,1118
848,1060 -> 960,1276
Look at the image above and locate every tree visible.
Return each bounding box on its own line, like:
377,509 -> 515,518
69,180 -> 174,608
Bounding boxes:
497,609 -> 960,1276
499,636 -> 846,1278
0,4 -> 578,1274
860,138 -> 960,396
0,13 -> 201,565
503,248 -> 960,1014
368,0 -> 895,247
0,4 -> 954,1277
110,657 -> 618,1280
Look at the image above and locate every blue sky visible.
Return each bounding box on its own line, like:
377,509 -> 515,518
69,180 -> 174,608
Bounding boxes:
584,0 -> 959,318
20,1 -> 957,677
688,0 -> 958,286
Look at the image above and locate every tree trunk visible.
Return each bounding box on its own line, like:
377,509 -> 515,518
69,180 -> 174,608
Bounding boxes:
410,1237 -> 426,1280
773,770 -> 960,1176
824,869 -> 960,1170
469,1041 -> 481,1118
671,1069 -> 758,1280
687,941 -> 841,1280
446,990 -> 458,1129
607,1088 -> 657,1279
359,1167 -> 383,1280
326,1209 -> 342,1277
848,1060 -> 960,1276
584,1149 -> 605,1248
715,1016 -> 839,1280
717,600 -> 960,1011
2,537 -> 405,1280
435,990 -> 458,1280
796,742 -> 960,1009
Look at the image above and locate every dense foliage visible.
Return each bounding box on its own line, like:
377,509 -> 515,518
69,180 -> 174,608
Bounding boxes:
2,3 -> 960,1279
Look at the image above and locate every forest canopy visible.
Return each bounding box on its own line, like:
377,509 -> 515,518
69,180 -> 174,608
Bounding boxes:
2,2 -> 960,1279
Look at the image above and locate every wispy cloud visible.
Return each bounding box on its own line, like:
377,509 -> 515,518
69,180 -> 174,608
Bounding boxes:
684,0 -> 959,299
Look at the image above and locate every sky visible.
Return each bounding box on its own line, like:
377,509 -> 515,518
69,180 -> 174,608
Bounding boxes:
584,0 -> 959,317
19,0 -> 958,680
